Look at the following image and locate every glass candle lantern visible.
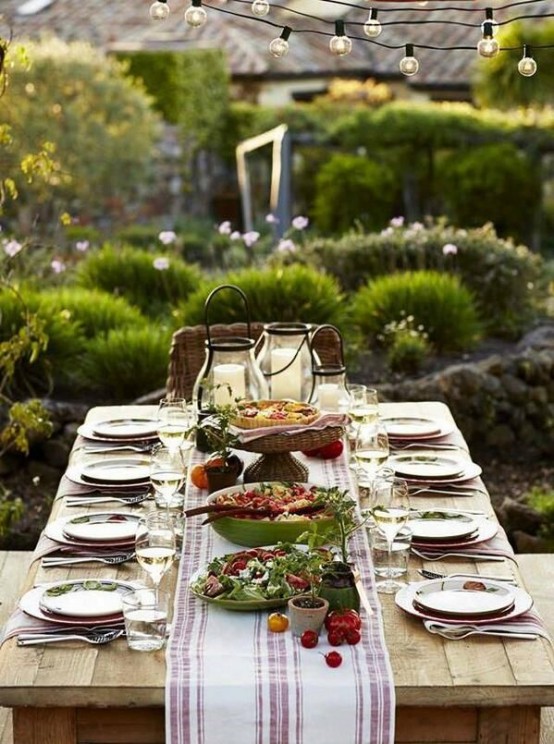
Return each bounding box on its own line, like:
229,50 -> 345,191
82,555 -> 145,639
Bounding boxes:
308,324 -> 349,412
256,322 -> 315,402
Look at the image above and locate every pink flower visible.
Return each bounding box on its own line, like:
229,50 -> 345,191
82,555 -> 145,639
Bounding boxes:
75,240 -> 89,252
158,230 -> 177,245
410,221 -> 424,231
277,238 -> 296,253
3,239 -> 22,257
242,231 -> 260,248
218,221 -> 232,235
265,214 -> 279,224
230,231 -> 242,241
442,243 -> 458,256
390,216 -> 404,228
153,257 -> 170,270
51,259 -> 66,274
292,215 -> 309,230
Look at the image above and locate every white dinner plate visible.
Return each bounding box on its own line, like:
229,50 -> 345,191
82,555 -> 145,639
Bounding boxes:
65,464 -> 150,489
408,511 -> 479,542
400,459 -> 482,485
92,418 -> 158,440
77,421 -> 158,443
20,579 -> 135,625
381,416 -> 442,438
46,516 -> 136,548
389,453 -> 465,480
414,577 -> 516,617
62,512 -> 140,543
411,518 -> 498,549
395,580 -> 532,624
80,456 -> 150,484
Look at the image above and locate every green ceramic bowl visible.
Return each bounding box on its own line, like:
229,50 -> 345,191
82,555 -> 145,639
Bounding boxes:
205,482 -> 336,548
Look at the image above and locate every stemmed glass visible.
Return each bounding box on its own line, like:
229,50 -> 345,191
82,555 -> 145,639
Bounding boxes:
149,444 -> 187,510
156,398 -> 194,454
135,511 -> 176,594
352,417 -> 390,478
348,385 -> 379,428
371,477 -> 410,594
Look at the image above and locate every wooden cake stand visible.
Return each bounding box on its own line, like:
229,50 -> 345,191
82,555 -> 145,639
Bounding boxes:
237,426 -> 345,483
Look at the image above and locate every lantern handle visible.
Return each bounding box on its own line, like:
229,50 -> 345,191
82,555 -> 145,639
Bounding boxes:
204,284 -> 252,345
309,324 -> 345,371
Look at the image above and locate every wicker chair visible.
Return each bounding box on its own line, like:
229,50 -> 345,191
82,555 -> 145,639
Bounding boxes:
165,322 -> 343,401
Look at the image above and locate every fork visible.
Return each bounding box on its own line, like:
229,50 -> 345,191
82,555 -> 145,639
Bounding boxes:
83,444 -> 154,454
411,547 -> 506,562
17,629 -> 124,646
418,568 -> 516,584
65,493 -> 150,506
42,552 -> 135,567
391,442 -> 469,453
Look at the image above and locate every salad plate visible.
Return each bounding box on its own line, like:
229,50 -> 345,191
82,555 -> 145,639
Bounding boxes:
77,421 -> 158,443
411,518 -> 498,549
80,456 -> 150,484
91,418 -> 158,440
62,512 -> 141,543
388,453 -> 465,480
381,416 -> 442,438
395,580 -> 532,624
408,510 -> 479,542
46,516 -> 137,548
20,579 -> 135,625
399,459 -> 482,485
413,577 -> 516,618
189,544 -> 324,611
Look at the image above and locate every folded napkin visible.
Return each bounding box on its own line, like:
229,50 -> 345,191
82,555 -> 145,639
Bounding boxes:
32,532 -> 134,561
230,412 -> 349,443
424,611 -> 551,641
411,529 -> 517,563
1,606 -> 125,644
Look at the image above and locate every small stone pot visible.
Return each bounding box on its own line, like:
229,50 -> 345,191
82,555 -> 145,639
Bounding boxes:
287,594 -> 329,637
205,466 -> 239,494
318,561 -> 360,613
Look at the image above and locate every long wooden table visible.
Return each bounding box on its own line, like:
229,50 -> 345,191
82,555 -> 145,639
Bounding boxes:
1,402 -> 554,744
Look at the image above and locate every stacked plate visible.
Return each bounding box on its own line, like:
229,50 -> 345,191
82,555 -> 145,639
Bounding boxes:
46,512 -> 140,553
77,417 -> 158,443
66,453 -> 151,489
395,577 -> 533,624
408,509 -> 497,549
388,452 -> 482,485
20,578 -> 133,626
381,416 -> 454,441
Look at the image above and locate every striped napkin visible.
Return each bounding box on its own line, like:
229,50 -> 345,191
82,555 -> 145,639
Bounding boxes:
424,610 -> 551,641
229,412 -> 349,443
32,531 -> 133,561
166,449 -> 396,744
411,526 -> 517,562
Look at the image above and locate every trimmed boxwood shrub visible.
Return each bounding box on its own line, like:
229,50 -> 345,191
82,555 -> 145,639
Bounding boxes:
350,270 -> 482,353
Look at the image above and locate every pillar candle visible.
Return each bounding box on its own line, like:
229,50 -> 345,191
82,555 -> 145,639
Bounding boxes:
270,348 -> 302,401
317,383 -> 341,411
213,364 -> 246,406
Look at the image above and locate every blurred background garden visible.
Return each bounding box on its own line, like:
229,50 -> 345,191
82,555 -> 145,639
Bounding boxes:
1,1 -> 554,547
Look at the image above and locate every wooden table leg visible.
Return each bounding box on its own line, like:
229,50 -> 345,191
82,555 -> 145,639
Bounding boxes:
13,707 -> 76,744
478,706 -> 541,744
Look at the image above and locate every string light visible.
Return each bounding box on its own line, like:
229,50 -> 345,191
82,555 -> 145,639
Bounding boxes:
149,0 -> 170,21
477,20 -> 499,58
363,9 -> 382,39
399,43 -> 419,76
480,7 -> 499,35
251,0 -> 270,17
185,0 -> 208,27
269,26 -> 291,58
518,43 -> 538,76
329,20 -> 352,56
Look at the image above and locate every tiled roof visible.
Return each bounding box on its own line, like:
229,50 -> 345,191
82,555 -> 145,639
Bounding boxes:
2,0 -> 553,91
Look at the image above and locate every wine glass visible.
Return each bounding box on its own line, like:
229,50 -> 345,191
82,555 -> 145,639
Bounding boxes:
371,477 -> 410,594
135,511 -> 176,593
149,444 -> 187,509
352,418 -> 390,478
156,398 -> 194,453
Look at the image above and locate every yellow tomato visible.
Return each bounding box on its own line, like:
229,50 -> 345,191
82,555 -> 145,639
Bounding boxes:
267,612 -> 289,633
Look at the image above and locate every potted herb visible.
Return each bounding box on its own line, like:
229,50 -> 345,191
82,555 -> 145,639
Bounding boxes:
287,548 -> 331,637
199,400 -> 244,493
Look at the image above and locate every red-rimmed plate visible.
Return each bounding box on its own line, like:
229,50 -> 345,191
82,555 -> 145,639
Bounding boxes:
62,512 -> 141,543
65,461 -> 150,489
382,417 -> 455,441
46,516 -> 136,549
400,460 -> 482,485
411,518 -> 497,549
92,418 -> 157,440
395,580 -> 533,624
77,421 -> 158,444
413,577 -> 516,618
408,510 -> 479,542
389,453 -> 465,480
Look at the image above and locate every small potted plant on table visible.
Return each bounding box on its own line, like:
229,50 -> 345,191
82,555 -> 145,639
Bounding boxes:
199,401 -> 244,493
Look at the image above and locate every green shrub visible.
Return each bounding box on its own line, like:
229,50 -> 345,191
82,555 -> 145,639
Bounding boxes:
439,143 -> 541,245
527,487 -> 554,546
380,315 -> 431,375
297,220 -> 543,339
76,244 -> 201,318
175,265 -> 347,328
313,154 -> 397,234
112,225 -> 165,250
78,326 -> 172,402
350,270 -> 482,353
36,288 -> 147,338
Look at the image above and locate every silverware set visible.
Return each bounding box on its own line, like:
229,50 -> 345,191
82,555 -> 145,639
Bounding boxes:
65,492 -> 151,507
390,442 -> 469,453
418,569 -> 516,584
42,551 -> 136,567
408,485 -> 488,497
18,628 -> 124,646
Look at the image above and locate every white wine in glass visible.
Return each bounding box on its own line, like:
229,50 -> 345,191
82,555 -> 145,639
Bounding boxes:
156,398 -> 193,452
135,512 -> 176,590
372,477 -> 410,594
150,445 -> 186,509
353,419 -> 389,477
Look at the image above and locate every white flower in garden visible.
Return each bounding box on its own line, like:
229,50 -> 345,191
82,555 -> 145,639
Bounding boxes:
218,221 -> 232,235
265,214 -> 279,224
292,215 -> 309,230
380,227 -> 394,237
442,243 -> 458,256
158,230 -> 177,245
277,238 -> 296,253
75,240 -> 89,252
410,221 -> 424,231
3,239 -> 22,257
51,259 -> 66,274
243,231 -> 260,247
153,257 -> 170,271
32,476 -> 40,486
230,231 -> 242,241
390,216 -> 404,228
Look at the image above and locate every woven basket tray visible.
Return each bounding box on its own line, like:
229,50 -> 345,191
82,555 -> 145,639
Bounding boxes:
237,425 -> 344,455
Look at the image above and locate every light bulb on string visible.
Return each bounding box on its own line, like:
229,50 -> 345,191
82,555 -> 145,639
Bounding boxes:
251,0 -> 270,17
269,26 -> 291,58
330,20 -> 352,57
518,44 -> 537,77
363,9 -> 382,39
149,0 -> 170,21
399,44 -> 419,76
477,21 -> 499,58
184,0 -> 207,27
480,7 -> 499,36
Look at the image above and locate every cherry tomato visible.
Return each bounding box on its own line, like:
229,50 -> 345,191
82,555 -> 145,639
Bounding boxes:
317,440 -> 344,460
267,613 -> 289,633
327,629 -> 344,646
324,651 -> 343,668
345,628 -> 361,645
324,609 -> 362,634
300,630 -> 319,649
